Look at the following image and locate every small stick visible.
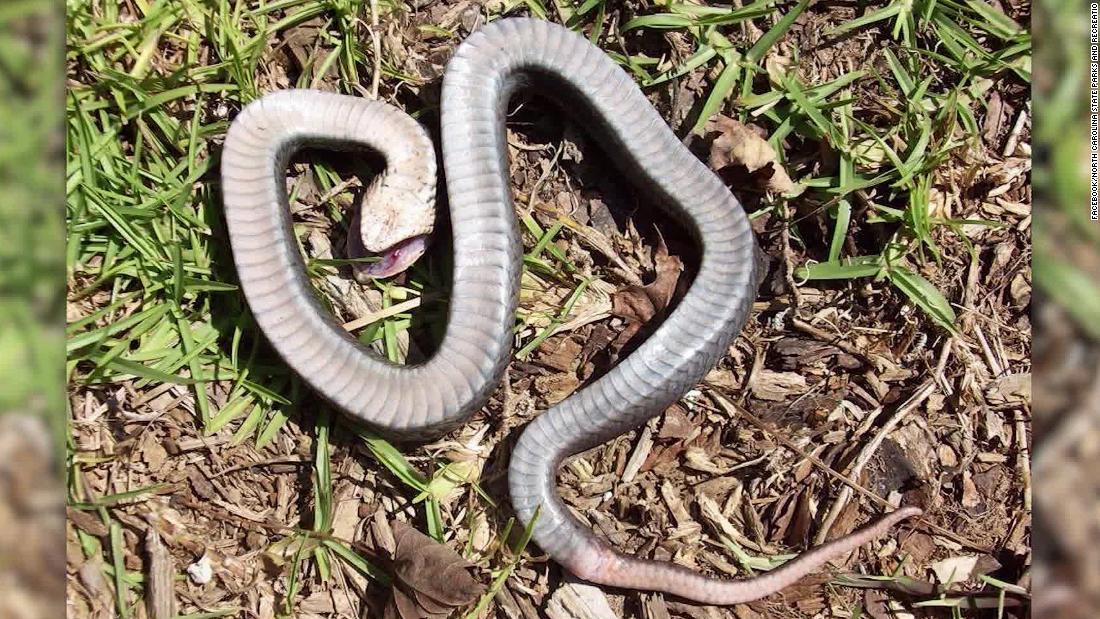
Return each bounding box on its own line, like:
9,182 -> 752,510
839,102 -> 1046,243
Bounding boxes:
791,317 -> 871,366
780,204 -> 803,313
1013,409 -> 1031,513
1002,105 -> 1029,158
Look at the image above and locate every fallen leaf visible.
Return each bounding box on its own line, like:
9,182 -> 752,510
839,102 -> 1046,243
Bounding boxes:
385,521 -> 485,619
610,238 -> 684,352
707,115 -> 803,197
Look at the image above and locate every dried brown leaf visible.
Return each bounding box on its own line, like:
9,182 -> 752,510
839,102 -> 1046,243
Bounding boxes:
386,584 -> 420,619
610,239 -> 684,353
387,520 -> 484,615
707,115 -> 803,197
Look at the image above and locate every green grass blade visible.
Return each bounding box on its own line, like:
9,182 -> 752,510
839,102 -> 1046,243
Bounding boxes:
888,266 -> 958,332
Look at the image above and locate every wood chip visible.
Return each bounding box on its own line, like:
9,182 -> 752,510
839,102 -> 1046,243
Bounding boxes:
545,580 -> 620,619
144,527 -> 176,619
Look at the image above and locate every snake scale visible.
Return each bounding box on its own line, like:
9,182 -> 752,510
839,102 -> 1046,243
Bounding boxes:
221,17 -> 921,605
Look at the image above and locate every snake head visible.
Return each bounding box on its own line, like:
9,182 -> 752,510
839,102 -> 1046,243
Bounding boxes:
348,173 -> 435,281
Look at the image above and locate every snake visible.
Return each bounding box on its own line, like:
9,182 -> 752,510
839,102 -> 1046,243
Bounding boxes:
221,17 -> 921,605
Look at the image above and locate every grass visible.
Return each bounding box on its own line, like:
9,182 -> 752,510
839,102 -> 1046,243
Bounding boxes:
833,569 -> 1031,618
64,0 -> 1030,616
553,0 -> 1028,333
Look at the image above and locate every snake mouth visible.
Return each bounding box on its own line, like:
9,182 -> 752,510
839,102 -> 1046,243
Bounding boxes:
356,235 -> 429,279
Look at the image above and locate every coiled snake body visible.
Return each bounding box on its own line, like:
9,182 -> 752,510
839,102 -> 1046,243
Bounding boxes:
221,17 -> 920,605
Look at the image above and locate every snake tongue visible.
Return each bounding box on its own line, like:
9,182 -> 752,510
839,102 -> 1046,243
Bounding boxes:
356,235 -> 428,279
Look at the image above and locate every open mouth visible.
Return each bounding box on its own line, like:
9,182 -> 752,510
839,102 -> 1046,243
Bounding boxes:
354,234 -> 429,280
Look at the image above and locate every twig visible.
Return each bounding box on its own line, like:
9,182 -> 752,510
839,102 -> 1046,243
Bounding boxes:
780,203 -> 803,313
814,381 -> 935,544
934,337 -> 955,397
1002,104 -> 1029,158
791,317 -> 871,366
1013,409 -> 1031,513
705,391 -> 993,553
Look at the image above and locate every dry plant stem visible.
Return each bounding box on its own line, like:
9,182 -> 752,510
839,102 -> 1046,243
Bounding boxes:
791,317 -> 871,365
707,392 -> 993,553
1002,103 -> 1029,157
934,337 -> 955,396
1014,408 -> 1032,512
342,296 -> 422,332
781,203 -> 803,312
813,381 -> 935,545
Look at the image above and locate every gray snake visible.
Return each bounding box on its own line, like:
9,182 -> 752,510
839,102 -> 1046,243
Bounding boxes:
221,17 -> 921,605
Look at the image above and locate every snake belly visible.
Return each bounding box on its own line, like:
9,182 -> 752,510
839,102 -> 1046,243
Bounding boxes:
221,17 -> 920,605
